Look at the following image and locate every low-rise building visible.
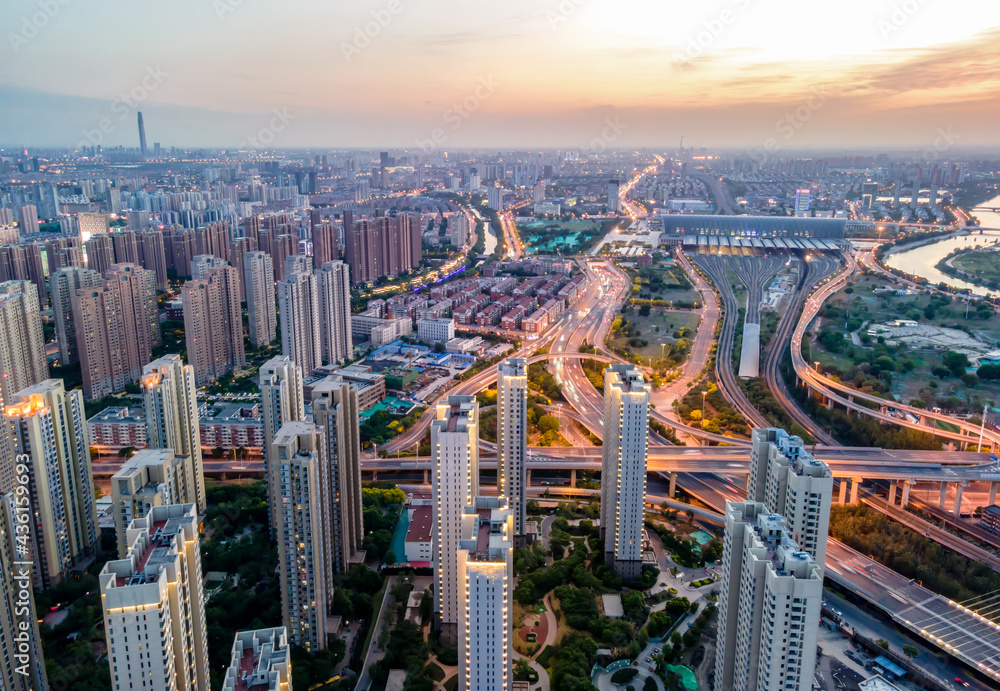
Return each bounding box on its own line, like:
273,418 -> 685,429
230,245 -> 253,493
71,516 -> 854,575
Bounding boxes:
88,406 -> 148,452
352,315 -> 413,347
304,364 -> 387,409
221,627 -> 292,691
417,317 -> 456,344
199,403 -> 265,452
404,504 -> 433,565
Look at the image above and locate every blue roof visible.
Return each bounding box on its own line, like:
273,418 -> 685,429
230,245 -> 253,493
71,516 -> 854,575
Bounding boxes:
872,656 -> 907,677
661,214 -> 846,239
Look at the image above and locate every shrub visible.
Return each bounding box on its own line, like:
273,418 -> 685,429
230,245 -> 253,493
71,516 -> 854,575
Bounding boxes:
610,668 -> 639,684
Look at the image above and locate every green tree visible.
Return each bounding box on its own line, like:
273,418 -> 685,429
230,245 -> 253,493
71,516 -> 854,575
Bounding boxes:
903,644 -> 918,658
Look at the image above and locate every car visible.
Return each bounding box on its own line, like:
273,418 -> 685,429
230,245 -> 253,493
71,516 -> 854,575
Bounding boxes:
645,657 -> 652,663
954,678 -> 969,687
653,648 -> 661,654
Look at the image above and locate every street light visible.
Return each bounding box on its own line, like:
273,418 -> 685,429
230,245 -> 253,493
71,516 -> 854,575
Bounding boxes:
701,391 -> 707,420
660,343 -> 666,366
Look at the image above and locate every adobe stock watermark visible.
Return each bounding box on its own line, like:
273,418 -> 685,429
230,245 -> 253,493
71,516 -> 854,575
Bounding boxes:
240,108 -> 296,150
415,75 -> 501,153
8,0 -> 74,53
341,0 -> 403,63
672,0 -> 754,70
589,117 -> 628,154
76,66 -> 169,149
747,84 -> 829,166
546,0 -> 587,30
213,0 -> 246,21
921,127 -> 960,162
877,0 -> 929,40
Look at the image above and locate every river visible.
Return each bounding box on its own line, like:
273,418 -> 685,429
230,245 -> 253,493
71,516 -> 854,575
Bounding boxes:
883,194 -> 1000,295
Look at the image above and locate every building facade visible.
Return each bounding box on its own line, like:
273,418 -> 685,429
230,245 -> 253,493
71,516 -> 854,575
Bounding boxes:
244,251 -> 277,349
278,271 -> 322,376
316,261 -> 353,366
99,504 -> 210,691
182,264 -> 246,386
49,267 -> 102,365
496,359 -> 527,539
221,627 -> 292,691
600,365 -> 649,579
260,356 -> 305,538
431,396 -> 479,644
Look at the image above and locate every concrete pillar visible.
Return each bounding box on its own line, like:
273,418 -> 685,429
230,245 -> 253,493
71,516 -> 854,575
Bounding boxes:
669,473 -> 677,498
570,469 -> 577,487
424,469 -> 429,484
838,478 -> 848,505
954,484 -> 964,517
990,482 -> 998,507
850,478 -> 861,505
888,480 -> 898,506
939,481 -> 948,510
901,480 -> 912,509
526,469 -> 532,487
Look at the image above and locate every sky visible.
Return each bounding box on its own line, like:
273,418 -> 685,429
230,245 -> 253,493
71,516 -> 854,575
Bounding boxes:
2,0 -> 1000,151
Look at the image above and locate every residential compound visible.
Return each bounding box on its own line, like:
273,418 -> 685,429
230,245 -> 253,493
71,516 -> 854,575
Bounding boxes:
221,628 -> 292,691
350,262 -> 588,347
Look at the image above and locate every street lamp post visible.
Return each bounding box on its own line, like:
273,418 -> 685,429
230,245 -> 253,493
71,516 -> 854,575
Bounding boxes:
660,343 -> 666,367
701,391 -> 707,421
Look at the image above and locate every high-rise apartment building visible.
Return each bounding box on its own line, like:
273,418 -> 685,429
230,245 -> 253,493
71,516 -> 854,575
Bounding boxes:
316,261 -> 353,366
100,503 -> 210,691
431,396 -> 479,644
343,214 -> 421,284
0,281 -> 48,411
85,233 -> 115,274
607,180 -> 621,213
311,379 -> 363,575
143,356 -> 207,513
50,267 -> 102,365
111,230 -> 140,265
0,494 -> 48,691
142,229 -> 169,291
17,205 -> 38,234
600,365 -> 649,578
244,251 -> 277,348
714,502 -> 823,691
182,264 -> 245,386
221,628 -> 292,691
312,223 -> 338,267
190,254 -> 226,279
260,356 -> 305,538
449,211 -> 469,247
458,496 -> 512,691
6,380 -> 96,590
277,271 -> 322,375
72,265 -> 156,399
109,449 -> 180,557
794,188 -> 811,217
497,359 -> 527,539
747,428 -> 832,567
273,422 -> 330,652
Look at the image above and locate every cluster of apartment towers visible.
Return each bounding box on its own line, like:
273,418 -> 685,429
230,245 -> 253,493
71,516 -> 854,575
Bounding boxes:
0,346 -> 832,691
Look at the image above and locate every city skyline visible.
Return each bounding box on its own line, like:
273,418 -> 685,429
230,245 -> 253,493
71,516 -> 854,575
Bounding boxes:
1,1 -> 999,149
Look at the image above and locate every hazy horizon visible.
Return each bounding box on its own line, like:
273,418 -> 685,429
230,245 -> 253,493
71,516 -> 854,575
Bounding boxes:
3,0 -> 1000,152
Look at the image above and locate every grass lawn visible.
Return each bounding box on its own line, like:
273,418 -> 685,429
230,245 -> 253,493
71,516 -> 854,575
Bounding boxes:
614,310 -> 701,362
953,248 -> 1000,285
444,674 -> 459,691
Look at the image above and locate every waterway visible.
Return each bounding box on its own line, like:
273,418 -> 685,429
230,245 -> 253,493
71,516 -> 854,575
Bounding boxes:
483,219 -> 498,255
883,194 -> 1000,295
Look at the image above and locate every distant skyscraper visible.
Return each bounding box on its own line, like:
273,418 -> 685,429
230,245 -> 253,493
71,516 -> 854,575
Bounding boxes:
221,628 -> 292,691
111,230 -> 139,265
260,356 -> 305,538
273,422 -> 330,652
277,271 -> 322,375
432,396 -> 479,644
6,380 -> 96,591
911,165 -> 922,209
601,365 -> 649,578
497,359 -> 527,539
316,261 -> 352,366
715,502 -> 822,691
85,234 -> 115,274
487,184 -> 505,212
607,180 -> 621,214
532,179 -> 545,204
0,493 -> 48,691
747,429 -> 832,568
343,215 -> 421,284
143,355 -> 207,514
794,189 -> 811,217
50,267 -> 102,365
458,496 -> 513,691
190,253 -> 226,280
449,212 -> 469,247
137,111 -> 148,158
182,264 -> 245,386
245,251 -> 277,349
0,281 -> 48,412
100,504 -> 210,691
311,379 -> 363,575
